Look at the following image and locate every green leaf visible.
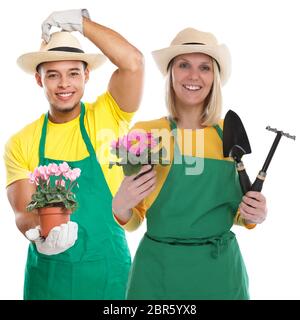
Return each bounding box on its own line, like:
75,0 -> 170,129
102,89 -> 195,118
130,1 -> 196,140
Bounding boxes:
45,193 -> 54,201
123,163 -> 142,176
66,193 -> 76,201
26,202 -> 38,211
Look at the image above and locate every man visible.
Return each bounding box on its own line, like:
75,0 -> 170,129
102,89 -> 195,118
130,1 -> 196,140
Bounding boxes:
4,9 -> 144,299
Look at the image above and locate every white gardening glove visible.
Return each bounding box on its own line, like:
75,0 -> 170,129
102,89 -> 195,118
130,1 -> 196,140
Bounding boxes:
41,9 -> 90,42
25,221 -> 78,255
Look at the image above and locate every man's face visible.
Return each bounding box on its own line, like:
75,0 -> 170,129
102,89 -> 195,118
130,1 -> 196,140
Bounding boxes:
35,60 -> 89,113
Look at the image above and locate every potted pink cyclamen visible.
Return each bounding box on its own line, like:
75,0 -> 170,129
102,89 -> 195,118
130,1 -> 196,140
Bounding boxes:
26,162 -> 81,237
109,131 -> 168,177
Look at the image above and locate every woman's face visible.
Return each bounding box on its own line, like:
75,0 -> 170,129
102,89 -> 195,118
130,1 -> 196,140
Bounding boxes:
171,53 -> 214,108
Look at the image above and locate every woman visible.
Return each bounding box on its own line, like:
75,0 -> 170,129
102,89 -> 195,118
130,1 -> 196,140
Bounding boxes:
112,28 -> 267,299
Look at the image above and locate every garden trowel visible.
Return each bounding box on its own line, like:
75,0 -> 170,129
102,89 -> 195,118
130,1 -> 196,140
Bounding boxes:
223,110 -> 252,194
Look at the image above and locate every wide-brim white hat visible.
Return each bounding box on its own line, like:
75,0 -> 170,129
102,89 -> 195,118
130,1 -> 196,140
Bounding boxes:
17,31 -> 106,74
152,28 -> 231,85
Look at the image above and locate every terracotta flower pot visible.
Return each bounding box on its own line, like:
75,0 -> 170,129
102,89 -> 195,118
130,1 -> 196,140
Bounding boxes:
38,206 -> 72,237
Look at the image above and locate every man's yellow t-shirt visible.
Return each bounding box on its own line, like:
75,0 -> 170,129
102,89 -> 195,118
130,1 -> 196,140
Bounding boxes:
4,91 -> 134,196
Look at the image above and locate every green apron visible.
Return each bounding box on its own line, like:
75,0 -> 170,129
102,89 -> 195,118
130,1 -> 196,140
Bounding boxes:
126,119 -> 249,300
24,103 -> 131,300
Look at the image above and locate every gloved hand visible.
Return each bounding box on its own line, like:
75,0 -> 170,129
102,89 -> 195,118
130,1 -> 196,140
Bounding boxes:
25,221 -> 78,255
41,9 -> 90,43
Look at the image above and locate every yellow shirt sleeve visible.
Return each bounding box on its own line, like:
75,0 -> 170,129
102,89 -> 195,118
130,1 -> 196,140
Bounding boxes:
102,91 -> 135,124
4,134 -> 31,186
234,209 -> 256,229
114,205 -> 146,232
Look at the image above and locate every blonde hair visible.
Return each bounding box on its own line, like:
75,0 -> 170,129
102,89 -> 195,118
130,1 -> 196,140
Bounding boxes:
165,58 -> 222,126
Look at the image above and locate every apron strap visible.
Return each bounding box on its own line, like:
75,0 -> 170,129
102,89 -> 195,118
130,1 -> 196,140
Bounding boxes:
79,102 -> 97,158
213,124 -> 223,141
168,116 -> 177,131
168,117 -> 223,154
168,117 -> 223,139
38,113 -> 48,163
38,102 -> 97,164
168,117 -> 181,157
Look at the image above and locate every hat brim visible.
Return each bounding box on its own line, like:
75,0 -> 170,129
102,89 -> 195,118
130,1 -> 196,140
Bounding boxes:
152,44 -> 231,85
17,51 -> 107,74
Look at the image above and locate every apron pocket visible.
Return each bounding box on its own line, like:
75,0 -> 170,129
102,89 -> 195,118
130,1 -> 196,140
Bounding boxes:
24,256 -> 108,300
134,235 -> 249,300
164,237 -> 249,299
72,259 -> 108,299
24,257 -> 72,300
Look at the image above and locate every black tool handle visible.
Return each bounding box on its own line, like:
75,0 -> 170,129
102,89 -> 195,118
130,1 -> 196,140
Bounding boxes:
261,132 -> 282,172
236,162 -> 252,194
250,132 -> 282,192
238,170 -> 252,194
251,171 -> 266,192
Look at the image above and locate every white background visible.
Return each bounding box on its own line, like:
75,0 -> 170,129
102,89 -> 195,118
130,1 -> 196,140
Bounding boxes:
0,0 -> 299,300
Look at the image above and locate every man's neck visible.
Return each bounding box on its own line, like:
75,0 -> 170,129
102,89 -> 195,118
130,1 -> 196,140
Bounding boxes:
48,104 -> 81,124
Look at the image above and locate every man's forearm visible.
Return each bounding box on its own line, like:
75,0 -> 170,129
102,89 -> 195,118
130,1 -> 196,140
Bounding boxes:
82,17 -> 143,71
15,211 -> 40,236
7,180 -> 40,236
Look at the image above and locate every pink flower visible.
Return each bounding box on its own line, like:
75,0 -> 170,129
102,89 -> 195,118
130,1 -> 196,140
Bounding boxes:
111,138 -> 121,149
110,132 -> 160,164
59,162 -> 70,173
129,131 -> 147,144
126,132 -> 149,155
33,168 -> 40,178
112,132 -> 159,156
47,163 -> 60,176
55,179 -> 66,187
63,171 -> 70,180
129,143 -> 148,156
71,168 -> 81,180
28,173 -> 37,184
147,133 -> 157,148
37,165 -> 49,181
64,168 -> 81,181
120,135 -> 131,150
